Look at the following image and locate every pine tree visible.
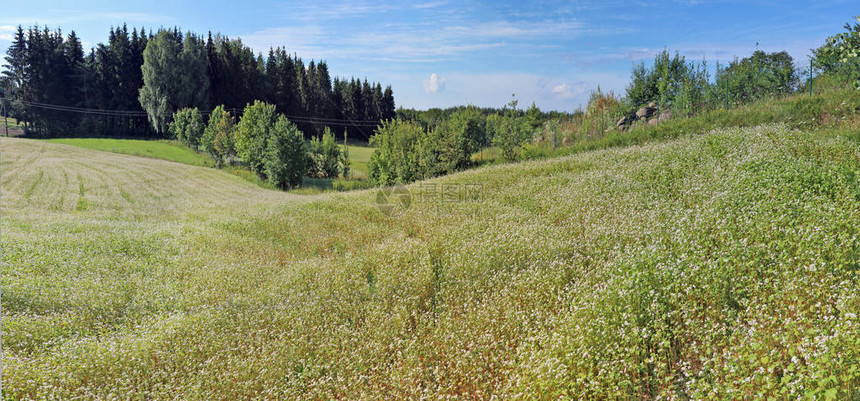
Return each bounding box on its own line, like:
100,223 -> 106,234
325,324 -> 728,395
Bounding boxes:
1,26 -> 28,125
382,85 -> 396,120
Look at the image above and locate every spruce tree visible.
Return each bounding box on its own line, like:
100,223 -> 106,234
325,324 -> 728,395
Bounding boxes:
2,26 -> 27,124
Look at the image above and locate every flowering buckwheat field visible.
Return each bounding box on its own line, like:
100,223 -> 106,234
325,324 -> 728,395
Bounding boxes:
2,124 -> 859,398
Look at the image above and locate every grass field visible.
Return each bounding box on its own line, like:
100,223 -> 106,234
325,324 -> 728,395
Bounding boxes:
45,138 -> 217,167
3,117 -> 860,398
342,142 -> 373,179
40,138 -> 375,191
39,138 -> 374,195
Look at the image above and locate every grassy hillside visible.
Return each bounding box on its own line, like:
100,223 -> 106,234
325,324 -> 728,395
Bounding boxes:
42,137 -> 375,188
45,137 -> 217,167
3,118 -> 859,398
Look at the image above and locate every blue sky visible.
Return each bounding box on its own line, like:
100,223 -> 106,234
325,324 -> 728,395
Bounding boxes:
0,1 -> 856,111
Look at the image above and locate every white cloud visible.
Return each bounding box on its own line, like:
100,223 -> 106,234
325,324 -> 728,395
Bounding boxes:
445,20 -> 585,39
413,1 -> 448,9
275,1 -> 394,22
552,83 -> 586,100
423,73 -> 446,93
241,25 -> 331,60
0,11 -> 167,26
239,3 -> 619,64
0,25 -> 17,41
395,71 -> 631,111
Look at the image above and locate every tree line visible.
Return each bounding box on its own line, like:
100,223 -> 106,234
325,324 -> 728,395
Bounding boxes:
369,100 -> 542,185
367,27 -> 858,187
1,25 -> 396,139
169,101 -> 350,190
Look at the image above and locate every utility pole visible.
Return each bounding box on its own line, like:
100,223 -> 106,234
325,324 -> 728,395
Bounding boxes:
809,60 -> 813,97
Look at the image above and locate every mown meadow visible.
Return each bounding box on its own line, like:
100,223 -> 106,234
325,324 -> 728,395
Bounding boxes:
3,114 -> 859,397
42,137 -> 376,193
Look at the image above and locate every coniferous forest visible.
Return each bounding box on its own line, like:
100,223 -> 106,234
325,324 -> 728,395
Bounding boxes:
0,25 -> 396,140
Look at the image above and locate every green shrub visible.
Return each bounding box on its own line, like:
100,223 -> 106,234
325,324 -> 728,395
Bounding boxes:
308,127 -> 345,178
264,116 -> 306,189
235,101 -> 278,177
626,50 -> 708,109
168,107 -> 204,149
368,119 -> 425,185
201,105 -> 236,167
716,50 -> 798,103
812,16 -> 860,74
581,88 -> 625,137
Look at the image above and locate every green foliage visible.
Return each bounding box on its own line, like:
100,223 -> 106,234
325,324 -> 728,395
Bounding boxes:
813,16 -> 860,72
139,30 -> 210,134
264,116 -> 306,189
308,127 -> 346,178
341,131 -> 351,179
524,102 -> 542,132
717,50 -> 798,103
368,111 -> 488,185
368,119 -> 425,185
432,106 -> 485,172
168,107 -> 204,149
626,50 -> 700,109
488,100 -> 531,161
813,16 -> 860,90
235,100 -> 278,177
201,105 -> 236,166
1,24 -> 396,139
581,87 -> 625,137
490,114 -> 530,161
7,118 -> 860,397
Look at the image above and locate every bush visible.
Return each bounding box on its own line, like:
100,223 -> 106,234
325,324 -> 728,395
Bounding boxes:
341,132 -> 351,179
625,50 -> 714,118
716,50 -> 798,103
169,108 -> 204,149
581,88 -> 624,137
368,119 -> 425,185
264,116 -> 307,189
308,127 -> 346,178
626,50 -> 703,109
812,16 -> 860,74
490,112 -> 530,161
428,106 -> 485,173
201,105 -> 236,167
236,101 -> 278,177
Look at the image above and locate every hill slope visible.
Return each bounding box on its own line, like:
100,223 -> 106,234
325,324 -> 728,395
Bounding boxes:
2,125 -> 859,398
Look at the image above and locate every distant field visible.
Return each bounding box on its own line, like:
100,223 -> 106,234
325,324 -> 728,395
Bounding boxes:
4,122 -> 860,398
44,137 -> 375,181
45,138 -> 216,167
41,137 -> 376,194
342,142 -> 373,178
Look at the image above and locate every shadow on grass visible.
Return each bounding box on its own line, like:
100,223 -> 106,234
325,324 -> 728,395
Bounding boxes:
293,176 -> 374,194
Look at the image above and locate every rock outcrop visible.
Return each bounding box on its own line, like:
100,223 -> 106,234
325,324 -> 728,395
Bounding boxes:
618,102 -> 672,131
